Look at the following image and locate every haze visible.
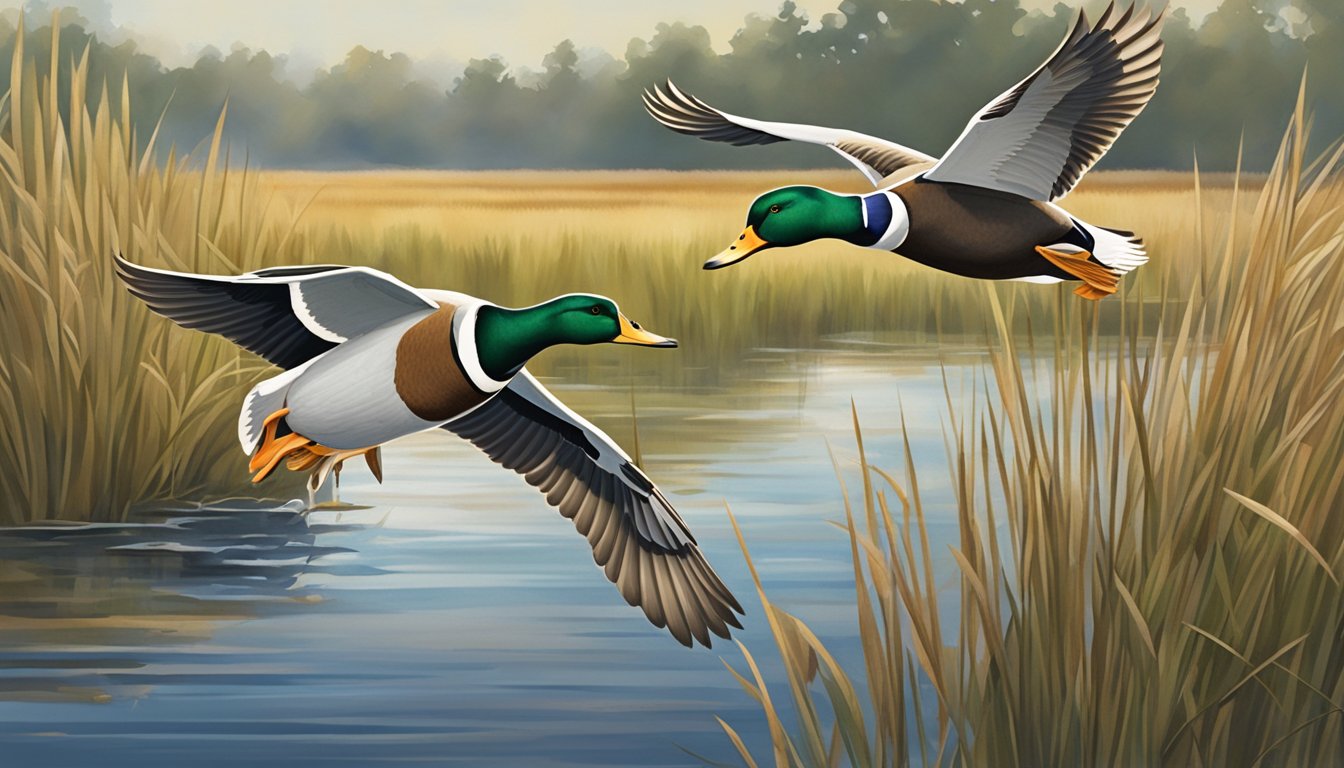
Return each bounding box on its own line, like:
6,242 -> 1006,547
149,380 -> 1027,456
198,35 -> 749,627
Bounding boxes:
10,0 -> 1225,71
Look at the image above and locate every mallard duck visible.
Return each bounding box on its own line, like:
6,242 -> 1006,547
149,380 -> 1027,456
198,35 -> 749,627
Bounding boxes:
114,255 -> 742,647
644,1 -> 1165,300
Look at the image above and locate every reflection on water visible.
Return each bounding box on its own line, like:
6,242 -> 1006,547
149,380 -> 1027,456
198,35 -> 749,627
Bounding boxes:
0,341 -> 993,767
0,501 -> 361,703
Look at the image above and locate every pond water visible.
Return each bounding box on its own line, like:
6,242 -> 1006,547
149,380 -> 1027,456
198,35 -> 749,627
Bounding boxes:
0,339 -> 998,767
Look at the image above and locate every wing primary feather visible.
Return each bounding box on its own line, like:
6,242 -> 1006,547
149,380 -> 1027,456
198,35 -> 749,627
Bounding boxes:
670,561 -> 713,647
643,80 -> 935,183
616,534 -> 643,607
603,517 -> 630,585
926,0 -> 1167,200
590,495 -> 624,566
639,548 -> 666,629
571,470 -> 604,535
442,373 -> 743,646
113,254 -> 438,369
654,554 -> 693,647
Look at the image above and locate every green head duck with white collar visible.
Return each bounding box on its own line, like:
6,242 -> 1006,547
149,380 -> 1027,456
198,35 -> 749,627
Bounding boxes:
474,294 -> 676,380
706,185 -> 903,269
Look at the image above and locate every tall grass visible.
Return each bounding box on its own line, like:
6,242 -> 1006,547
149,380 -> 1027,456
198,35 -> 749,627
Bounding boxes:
722,87 -> 1344,765
0,14 -> 302,524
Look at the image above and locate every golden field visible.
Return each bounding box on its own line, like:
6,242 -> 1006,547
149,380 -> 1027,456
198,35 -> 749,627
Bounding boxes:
255,167 -> 1255,282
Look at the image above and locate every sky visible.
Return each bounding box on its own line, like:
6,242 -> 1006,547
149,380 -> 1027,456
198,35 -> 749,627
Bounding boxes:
6,0 -> 1227,76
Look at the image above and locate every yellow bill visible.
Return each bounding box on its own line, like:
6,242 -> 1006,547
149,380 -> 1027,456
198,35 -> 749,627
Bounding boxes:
705,225 -> 769,270
613,314 -> 677,347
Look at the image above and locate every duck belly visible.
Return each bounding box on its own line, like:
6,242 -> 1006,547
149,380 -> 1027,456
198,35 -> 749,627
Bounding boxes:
893,181 -> 1076,280
285,313 -> 443,450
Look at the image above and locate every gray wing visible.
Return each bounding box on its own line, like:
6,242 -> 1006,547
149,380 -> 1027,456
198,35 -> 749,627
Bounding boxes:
445,371 -> 744,647
925,2 -> 1166,201
115,255 -> 439,369
643,80 -> 936,187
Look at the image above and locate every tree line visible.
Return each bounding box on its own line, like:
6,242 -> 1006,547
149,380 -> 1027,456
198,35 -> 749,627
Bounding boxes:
0,0 -> 1338,172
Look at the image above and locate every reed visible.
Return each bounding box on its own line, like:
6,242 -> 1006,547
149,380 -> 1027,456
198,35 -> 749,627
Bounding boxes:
721,84 -> 1344,765
0,14 -> 303,523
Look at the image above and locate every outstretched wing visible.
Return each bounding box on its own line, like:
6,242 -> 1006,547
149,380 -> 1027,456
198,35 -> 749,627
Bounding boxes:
444,371 -> 744,648
643,80 -> 936,186
115,255 -> 439,369
924,2 -> 1166,201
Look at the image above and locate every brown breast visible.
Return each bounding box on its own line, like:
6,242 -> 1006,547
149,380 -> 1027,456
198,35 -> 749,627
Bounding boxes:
394,303 -> 491,422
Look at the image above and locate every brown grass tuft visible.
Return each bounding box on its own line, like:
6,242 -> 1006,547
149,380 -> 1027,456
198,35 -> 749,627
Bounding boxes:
0,13 -> 302,523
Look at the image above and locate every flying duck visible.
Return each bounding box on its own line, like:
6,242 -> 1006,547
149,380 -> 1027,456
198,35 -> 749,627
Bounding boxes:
114,255 -> 743,647
644,1 -> 1165,300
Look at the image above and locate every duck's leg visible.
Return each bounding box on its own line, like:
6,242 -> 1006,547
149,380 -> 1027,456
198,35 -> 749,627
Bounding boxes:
364,447 -> 384,484
307,452 -> 338,507
304,447 -> 378,507
1073,283 -> 1115,301
1034,245 -> 1120,300
306,463 -> 337,509
333,461 -> 343,505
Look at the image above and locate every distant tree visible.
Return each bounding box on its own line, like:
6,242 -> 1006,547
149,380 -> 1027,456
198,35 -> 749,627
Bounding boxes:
162,47 -> 311,164
0,1 -> 1334,171
303,46 -> 447,166
1290,0 -> 1344,157
453,55 -> 516,97
542,39 -> 580,88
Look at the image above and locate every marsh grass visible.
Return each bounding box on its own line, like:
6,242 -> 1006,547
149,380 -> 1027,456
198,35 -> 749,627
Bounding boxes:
722,87 -> 1344,765
0,15 -> 304,523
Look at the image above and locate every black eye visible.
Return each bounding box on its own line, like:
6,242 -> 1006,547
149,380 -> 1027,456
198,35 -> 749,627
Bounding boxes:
769,204 -> 781,214
590,305 -> 602,315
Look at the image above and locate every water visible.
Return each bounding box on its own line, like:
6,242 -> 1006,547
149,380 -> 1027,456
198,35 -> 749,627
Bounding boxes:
0,340 -> 994,767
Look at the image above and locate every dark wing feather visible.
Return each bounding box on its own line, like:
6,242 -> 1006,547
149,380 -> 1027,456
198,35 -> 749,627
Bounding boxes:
115,255 -> 338,369
643,80 -> 936,186
114,254 -> 439,370
925,1 -> 1167,201
445,372 -> 744,647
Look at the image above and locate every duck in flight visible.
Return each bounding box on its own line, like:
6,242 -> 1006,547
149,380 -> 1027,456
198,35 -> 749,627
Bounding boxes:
644,1 -> 1166,300
115,255 -> 743,647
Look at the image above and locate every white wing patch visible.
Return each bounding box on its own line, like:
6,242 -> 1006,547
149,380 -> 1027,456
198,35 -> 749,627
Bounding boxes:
289,283 -> 347,343
284,268 -> 438,343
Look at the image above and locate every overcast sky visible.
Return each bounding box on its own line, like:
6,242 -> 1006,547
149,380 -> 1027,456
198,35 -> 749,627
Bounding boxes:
7,0 -> 1225,73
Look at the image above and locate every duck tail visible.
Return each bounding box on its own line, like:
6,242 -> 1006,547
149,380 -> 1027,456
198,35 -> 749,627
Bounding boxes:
1081,221 -> 1148,275
238,361 -> 314,454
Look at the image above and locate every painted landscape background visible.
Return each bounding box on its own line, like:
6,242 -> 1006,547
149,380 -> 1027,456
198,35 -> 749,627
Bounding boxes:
2,0 -> 1344,766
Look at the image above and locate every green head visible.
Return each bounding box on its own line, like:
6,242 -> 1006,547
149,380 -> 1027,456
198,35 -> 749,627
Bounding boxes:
475,294 -> 676,380
705,186 -> 864,269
